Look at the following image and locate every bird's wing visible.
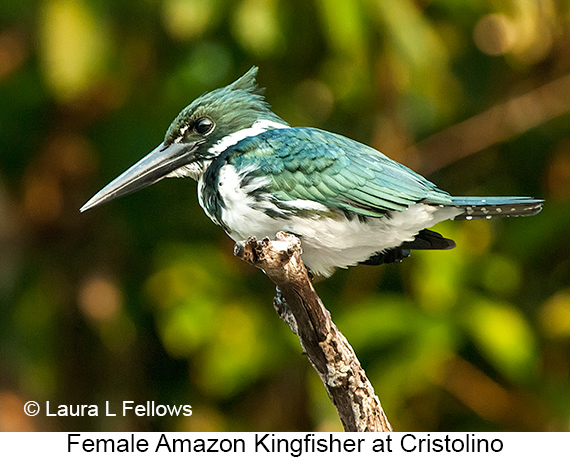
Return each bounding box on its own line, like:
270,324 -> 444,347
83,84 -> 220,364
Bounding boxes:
227,127 -> 452,218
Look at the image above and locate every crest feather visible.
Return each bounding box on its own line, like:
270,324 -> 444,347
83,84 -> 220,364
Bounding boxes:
229,66 -> 261,94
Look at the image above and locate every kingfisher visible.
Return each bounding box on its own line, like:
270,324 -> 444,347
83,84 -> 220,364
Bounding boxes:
81,67 -> 543,277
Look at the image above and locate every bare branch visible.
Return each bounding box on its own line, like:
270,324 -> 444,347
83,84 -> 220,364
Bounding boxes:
408,73 -> 570,175
234,232 -> 392,432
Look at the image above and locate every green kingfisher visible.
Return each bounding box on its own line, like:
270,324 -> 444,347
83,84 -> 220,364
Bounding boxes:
81,67 -> 543,277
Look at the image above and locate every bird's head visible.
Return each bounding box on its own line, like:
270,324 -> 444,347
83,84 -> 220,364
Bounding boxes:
80,66 -> 288,212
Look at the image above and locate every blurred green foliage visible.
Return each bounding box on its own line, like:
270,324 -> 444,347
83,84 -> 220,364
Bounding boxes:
1,0 -> 569,432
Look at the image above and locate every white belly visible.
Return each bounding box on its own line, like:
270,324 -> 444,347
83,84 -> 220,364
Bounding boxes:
202,165 -> 461,276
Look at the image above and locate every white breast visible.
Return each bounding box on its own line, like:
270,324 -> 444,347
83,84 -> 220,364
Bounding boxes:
203,164 -> 461,276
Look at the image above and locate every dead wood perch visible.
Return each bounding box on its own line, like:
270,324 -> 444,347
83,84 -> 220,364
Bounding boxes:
234,231 -> 392,432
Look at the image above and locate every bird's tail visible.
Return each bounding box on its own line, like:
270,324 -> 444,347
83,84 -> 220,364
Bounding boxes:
449,196 -> 543,220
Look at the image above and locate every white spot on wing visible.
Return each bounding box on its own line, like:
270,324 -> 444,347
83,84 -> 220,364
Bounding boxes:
279,199 -> 329,212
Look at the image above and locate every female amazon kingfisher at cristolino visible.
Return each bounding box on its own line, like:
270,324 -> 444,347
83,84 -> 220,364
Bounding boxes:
80,67 -> 543,277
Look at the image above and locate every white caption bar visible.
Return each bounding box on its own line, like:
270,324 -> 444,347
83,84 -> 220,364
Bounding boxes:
0,432 -> 567,456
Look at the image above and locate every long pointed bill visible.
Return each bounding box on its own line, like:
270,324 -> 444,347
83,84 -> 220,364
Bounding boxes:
80,141 -> 198,212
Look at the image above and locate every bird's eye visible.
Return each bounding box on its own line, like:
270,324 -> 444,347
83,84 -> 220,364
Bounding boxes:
194,117 -> 214,135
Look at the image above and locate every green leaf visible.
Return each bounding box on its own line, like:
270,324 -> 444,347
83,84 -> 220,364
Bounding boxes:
463,297 -> 538,383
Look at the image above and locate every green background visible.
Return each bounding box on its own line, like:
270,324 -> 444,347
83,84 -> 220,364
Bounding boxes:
1,0 -> 569,432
